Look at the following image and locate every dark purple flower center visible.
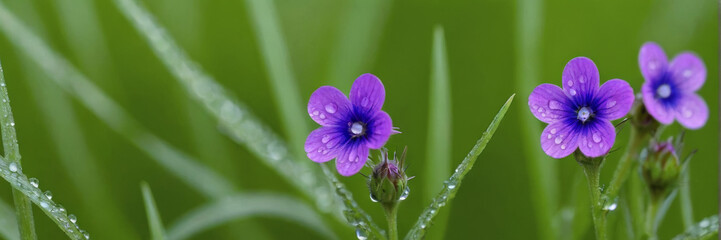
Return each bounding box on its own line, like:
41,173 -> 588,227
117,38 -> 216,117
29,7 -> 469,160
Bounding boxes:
651,72 -> 680,107
349,121 -> 366,137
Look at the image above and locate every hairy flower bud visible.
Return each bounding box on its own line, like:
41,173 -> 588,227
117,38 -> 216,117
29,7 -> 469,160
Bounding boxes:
630,94 -> 660,136
368,148 -> 409,206
641,139 -> 681,198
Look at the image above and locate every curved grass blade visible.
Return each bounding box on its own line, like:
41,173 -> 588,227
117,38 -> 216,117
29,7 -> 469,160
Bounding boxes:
327,0 -> 392,90
424,25 -> 452,240
141,182 -> 166,240
0,156 -> 86,240
672,215 -> 718,240
112,1 -> 385,238
0,2 -> 235,199
321,166 -> 385,240
513,0 -> 558,239
0,57 -> 36,240
0,196 -> 19,240
404,94 -> 514,240
166,193 -> 336,240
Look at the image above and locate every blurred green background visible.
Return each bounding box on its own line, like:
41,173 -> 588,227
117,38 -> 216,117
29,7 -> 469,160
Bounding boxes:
0,0 -> 716,239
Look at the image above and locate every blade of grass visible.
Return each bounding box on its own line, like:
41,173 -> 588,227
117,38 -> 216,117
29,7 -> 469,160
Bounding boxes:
112,1 -> 386,239
404,94 -> 514,240
0,156 -> 86,240
571,171 -> 591,240
166,193 -> 336,240
680,167 -> 694,229
514,0 -> 558,239
9,1 -> 139,238
327,0 -> 392,90
243,0 -> 307,159
0,58 -> 36,240
141,182 -> 166,240
0,196 -> 19,240
0,1 -> 235,199
424,25 -> 453,240
671,215 -> 718,240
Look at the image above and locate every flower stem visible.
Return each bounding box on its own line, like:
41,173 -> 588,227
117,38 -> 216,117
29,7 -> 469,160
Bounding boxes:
604,128 -> 647,202
644,196 -> 662,240
383,203 -> 399,240
580,159 -> 607,240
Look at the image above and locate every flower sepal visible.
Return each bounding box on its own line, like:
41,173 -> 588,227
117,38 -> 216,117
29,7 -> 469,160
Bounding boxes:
630,94 -> 661,136
368,148 -> 410,208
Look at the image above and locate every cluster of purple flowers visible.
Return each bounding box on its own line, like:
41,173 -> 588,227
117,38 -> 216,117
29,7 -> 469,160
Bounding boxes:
528,42 -> 707,159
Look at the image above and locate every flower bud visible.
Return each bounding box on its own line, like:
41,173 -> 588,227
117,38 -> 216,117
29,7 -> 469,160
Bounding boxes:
630,94 -> 660,135
368,148 -> 409,206
641,139 -> 681,198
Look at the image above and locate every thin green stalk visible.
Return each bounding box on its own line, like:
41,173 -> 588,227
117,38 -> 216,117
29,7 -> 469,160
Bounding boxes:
644,196 -> 661,240
141,182 -> 166,240
0,196 -> 19,240
604,128 -> 647,203
383,204 -> 398,240
0,61 -> 36,240
680,170 -> 694,229
514,0 -> 558,239
580,160 -> 607,240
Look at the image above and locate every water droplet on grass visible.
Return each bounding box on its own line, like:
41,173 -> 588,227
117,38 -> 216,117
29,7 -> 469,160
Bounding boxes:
8,162 -> 17,172
69,214 -> 77,224
355,228 -> 368,240
29,178 -> 38,188
399,187 -> 410,201
44,191 -> 53,200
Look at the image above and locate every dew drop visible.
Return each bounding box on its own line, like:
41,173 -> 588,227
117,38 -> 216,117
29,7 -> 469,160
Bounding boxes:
604,202 -> 617,211
68,214 -> 77,224
699,219 -> 710,228
324,103 -> 337,114
682,107 -> 693,118
399,187 -> 410,201
567,80 -> 574,87
550,128 -> 557,134
561,144 -> 566,150
649,61 -> 657,70
447,183 -> 456,190
541,113 -> 546,117
369,193 -> 378,202
606,101 -> 616,108
10,122 -> 14,127
40,202 -> 49,208
578,76 -> 586,83
569,89 -> 577,96
355,228 -> 368,240
683,69 -> 692,78
554,136 -> 563,144
57,204 -> 65,213
312,110 -> 320,116
548,100 -> 563,110
319,113 -> 326,119
44,191 -> 53,200
361,97 -> 369,107
80,229 -> 90,239
8,162 -> 17,172
592,133 -> 601,143
321,135 -> 330,143
547,134 -> 552,139
29,178 -> 38,188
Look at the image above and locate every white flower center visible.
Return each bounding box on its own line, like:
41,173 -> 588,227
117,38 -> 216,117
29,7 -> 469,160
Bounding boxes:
577,107 -> 592,122
350,122 -> 365,135
656,84 -> 671,99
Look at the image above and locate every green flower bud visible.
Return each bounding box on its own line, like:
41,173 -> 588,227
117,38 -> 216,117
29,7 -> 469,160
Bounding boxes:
630,94 -> 660,136
641,139 -> 681,198
368,148 -> 409,207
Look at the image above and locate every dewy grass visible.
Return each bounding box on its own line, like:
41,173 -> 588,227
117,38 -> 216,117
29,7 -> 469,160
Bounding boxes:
166,193 -> 336,240
405,94 -> 514,240
513,0 -> 558,239
425,25 -> 453,240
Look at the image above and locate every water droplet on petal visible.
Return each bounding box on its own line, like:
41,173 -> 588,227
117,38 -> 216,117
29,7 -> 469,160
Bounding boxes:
592,133 -> 601,143
68,214 -> 77,224
649,61 -> 657,70
537,107 -> 544,113
319,113 -> 326,119
682,107 -> 693,118
569,89 -> 577,96
554,136 -> 563,144
548,100 -> 563,110
547,134 -> 552,139
561,144 -> 566,150
606,101 -> 616,108
683,69 -> 693,78
361,97 -> 369,107
551,128 -> 557,134
578,76 -> 586,83
29,178 -> 38,188
321,135 -> 330,143
567,80 -> 574,87
324,103 -> 337,113
8,162 -> 17,172
312,110 -> 319,116
44,191 -> 53,200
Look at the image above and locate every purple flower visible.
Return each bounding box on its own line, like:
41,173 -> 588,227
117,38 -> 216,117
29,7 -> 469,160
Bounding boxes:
305,73 -> 393,176
529,57 -> 635,158
639,42 -> 708,129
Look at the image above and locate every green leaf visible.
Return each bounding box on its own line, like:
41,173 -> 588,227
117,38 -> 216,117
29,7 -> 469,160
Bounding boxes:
672,215 -> 718,240
166,193 -> 336,240
404,94 -> 514,240
0,0 -> 235,199
514,0 -> 558,239
141,182 -> 166,240
0,196 -> 19,240
424,25 -> 452,240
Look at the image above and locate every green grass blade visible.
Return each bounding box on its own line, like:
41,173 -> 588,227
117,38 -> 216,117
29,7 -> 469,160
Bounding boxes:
0,196 -> 19,240
0,57 -> 36,240
571,172 -> 591,240
0,155 -> 87,240
141,182 -> 166,240
424,25 -> 453,240
166,193 -> 337,240
327,0 -> 392,89
672,215 -> 719,240
404,94 -> 514,240
0,2 -> 235,199
242,0 -> 308,159
514,0 -> 558,239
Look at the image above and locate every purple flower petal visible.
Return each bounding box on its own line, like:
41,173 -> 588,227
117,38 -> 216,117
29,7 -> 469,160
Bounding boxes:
673,93 -> 708,129
305,127 -> 345,162
308,86 -> 352,126
528,83 -> 574,123
669,52 -> 706,92
350,73 -> 385,114
594,79 -> 635,120
642,82 -> 674,124
540,121 -> 580,159
578,120 -> 615,158
562,57 -> 600,103
336,143 -> 369,176
365,111 -> 393,149
639,42 -> 668,82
